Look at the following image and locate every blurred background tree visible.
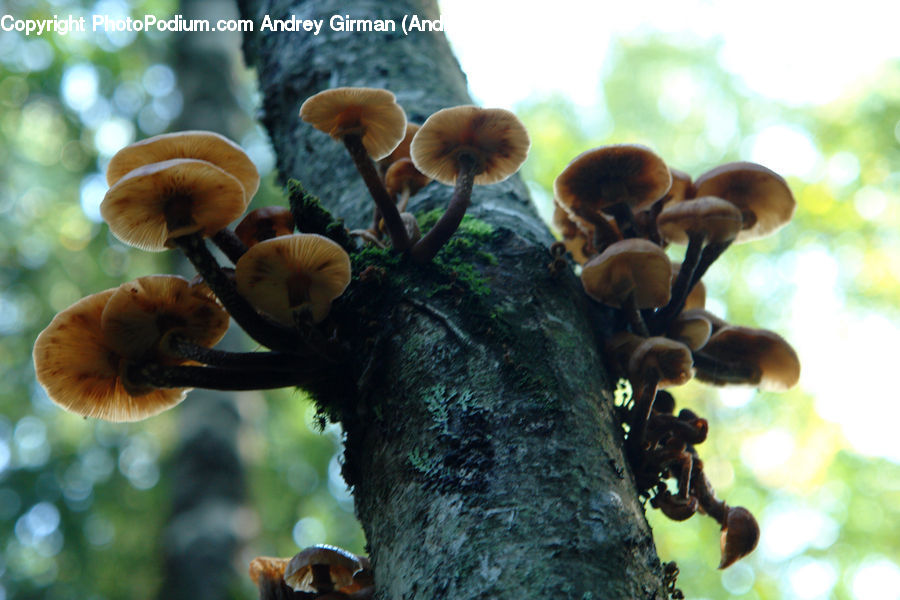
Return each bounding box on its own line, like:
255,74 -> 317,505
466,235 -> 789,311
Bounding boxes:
0,0 -> 898,599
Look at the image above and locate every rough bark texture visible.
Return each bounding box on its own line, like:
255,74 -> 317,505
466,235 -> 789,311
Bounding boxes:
238,0 -> 668,597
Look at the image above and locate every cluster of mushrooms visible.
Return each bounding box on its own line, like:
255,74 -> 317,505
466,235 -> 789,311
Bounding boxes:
552,144 -> 801,569
31,87 -> 531,597
32,83 -> 799,591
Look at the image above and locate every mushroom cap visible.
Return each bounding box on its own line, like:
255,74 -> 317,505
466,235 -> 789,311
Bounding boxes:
33,289 -> 188,422
235,233 -> 352,325
410,105 -> 530,185
628,336 -> 694,388
554,144 -> 672,223
657,196 -> 744,245
106,130 -> 260,200
379,122 -> 421,169
235,206 -> 295,247
100,158 -> 248,251
697,325 -> 800,391
667,311 -> 712,351
284,544 -> 362,593
299,87 -> 407,160
248,556 -> 290,585
719,506 -> 760,569
694,161 -> 795,242
581,239 -> 672,309
663,168 -> 695,205
101,275 -> 229,361
384,157 -> 432,197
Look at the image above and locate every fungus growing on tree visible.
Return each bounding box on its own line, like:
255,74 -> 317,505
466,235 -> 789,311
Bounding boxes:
33,289 -> 189,422
105,129 -> 261,200
383,157 -> 431,212
581,238 -> 672,335
300,87 -> 411,250
235,233 -> 352,325
718,506 -> 761,569
554,144 -> 671,238
409,105 -> 530,262
694,326 -> 801,391
283,544 -> 364,595
651,196 -> 743,331
694,161 -> 796,243
235,206 -> 296,247
100,274 -> 230,362
100,158 -> 248,251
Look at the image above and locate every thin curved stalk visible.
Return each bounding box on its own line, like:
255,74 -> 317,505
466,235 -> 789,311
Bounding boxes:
410,155 -> 477,263
163,334 -> 311,369
651,232 -> 704,334
172,233 -> 301,353
128,362 -> 313,391
344,134 -> 410,251
211,228 -> 248,264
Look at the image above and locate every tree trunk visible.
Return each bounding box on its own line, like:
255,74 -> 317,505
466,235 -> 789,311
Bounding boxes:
238,0 -> 668,597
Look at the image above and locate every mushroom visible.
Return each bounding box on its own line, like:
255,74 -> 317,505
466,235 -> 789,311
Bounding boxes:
300,87 -> 411,250
718,506 -> 761,569
580,238 -> 672,336
694,161 -> 795,243
694,325 -> 800,391
666,311 -> 712,351
409,105 -> 530,262
651,196 -> 743,332
100,157 -> 248,251
625,336 -> 694,457
235,206 -> 296,247
283,544 -> 363,595
383,157 -> 431,212
105,130 -> 260,201
100,275 -> 230,362
235,233 -> 352,325
33,289 -> 189,422
554,144 -> 671,238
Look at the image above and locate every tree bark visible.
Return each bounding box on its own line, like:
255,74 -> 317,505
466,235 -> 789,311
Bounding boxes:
238,0 -> 668,597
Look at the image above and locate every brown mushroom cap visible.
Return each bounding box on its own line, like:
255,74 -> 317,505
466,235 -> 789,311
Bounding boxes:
106,130 -> 260,200
235,206 -> 295,247
100,158 -> 248,251
581,239 -> 672,309
379,122 -> 420,169
697,325 -> 800,391
657,196 -> 744,245
384,157 -> 431,198
248,556 -> 290,585
663,168 -> 695,205
101,275 -> 229,361
410,105 -> 530,185
694,161 -> 795,242
33,289 -> 188,422
719,506 -> 760,569
667,311 -> 712,351
235,233 -> 351,325
628,336 -> 694,388
300,87 -> 407,160
284,544 -> 362,593
553,144 -> 672,223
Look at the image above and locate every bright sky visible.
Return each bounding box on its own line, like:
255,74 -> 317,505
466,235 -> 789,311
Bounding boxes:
441,0 -> 900,470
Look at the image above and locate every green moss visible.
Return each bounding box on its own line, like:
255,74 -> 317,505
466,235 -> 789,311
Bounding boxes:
286,179 -> 354,251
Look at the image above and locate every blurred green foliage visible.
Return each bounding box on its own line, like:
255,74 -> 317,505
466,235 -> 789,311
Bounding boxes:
2,3 -> 898,600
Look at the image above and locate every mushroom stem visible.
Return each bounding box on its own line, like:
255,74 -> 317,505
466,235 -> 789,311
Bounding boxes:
127,361 -> 313,391
211,228 -> 248,264
650,232 -> 704,334
691,467 -> 728,525
607,202 -> 640,239
623,292 -> 650,337
409,154 -> 478,264
349,229 -> 387,248
397,186 -> 411,212
343,134 -> 411,251
162,334 -> 311,369
625,378 -> 660,461
688,239 -> 733,291
172,233 -> 301,353
692,351 -> 759,385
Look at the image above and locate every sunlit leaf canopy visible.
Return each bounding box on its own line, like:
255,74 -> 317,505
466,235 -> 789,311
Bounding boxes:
1,0 -> 898,598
